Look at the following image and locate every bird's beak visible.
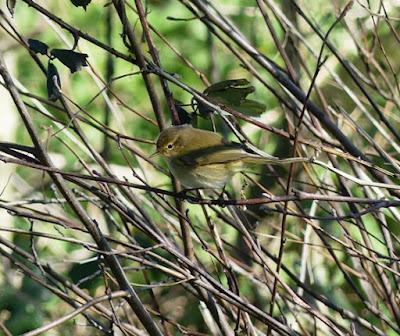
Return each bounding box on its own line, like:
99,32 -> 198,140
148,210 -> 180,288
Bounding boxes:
150,150 -> 160,159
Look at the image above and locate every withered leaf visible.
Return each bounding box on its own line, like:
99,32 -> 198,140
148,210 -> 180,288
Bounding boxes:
70,0 -> 92,10
6,0 -> 16,16
27,39 -> 49,55
47,62 -> 61,101
51,49 -> 88,73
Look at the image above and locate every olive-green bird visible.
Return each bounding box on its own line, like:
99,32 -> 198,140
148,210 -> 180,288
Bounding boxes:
154,125 -> 310,189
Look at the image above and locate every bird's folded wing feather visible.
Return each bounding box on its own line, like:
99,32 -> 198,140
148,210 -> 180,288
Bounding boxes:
177,144 -> 251,167
177,143 -> 311,167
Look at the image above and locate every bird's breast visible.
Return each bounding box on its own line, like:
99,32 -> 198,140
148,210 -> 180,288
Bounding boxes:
167,158 -> 231,189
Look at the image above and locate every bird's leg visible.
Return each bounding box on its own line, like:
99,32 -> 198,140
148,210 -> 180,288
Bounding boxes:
178,187 -> 203,202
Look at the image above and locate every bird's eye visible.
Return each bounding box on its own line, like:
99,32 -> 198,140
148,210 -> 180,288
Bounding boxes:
167,143 -> 174,149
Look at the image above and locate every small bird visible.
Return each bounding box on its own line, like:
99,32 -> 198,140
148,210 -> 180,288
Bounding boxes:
154,125 -> 310,189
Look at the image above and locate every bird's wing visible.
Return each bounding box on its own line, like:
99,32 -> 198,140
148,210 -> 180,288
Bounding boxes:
175,142 -> 311,167
177,143 -> 251,167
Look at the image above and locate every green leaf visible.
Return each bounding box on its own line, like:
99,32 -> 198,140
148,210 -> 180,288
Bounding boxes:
207,86 -> 254,106
68,257 -> 102,291
197,78 -> 266,117
235,99 -> 267,116
204,78 -> 250,94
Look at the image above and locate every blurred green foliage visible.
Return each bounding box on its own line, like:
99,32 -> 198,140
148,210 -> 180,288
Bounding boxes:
1,0 -> 400,334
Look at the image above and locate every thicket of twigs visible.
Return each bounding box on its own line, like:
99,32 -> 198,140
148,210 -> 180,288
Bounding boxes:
1,0 -> 400,335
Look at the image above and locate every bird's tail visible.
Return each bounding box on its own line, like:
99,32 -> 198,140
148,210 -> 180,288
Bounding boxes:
243,155 -> 313,165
